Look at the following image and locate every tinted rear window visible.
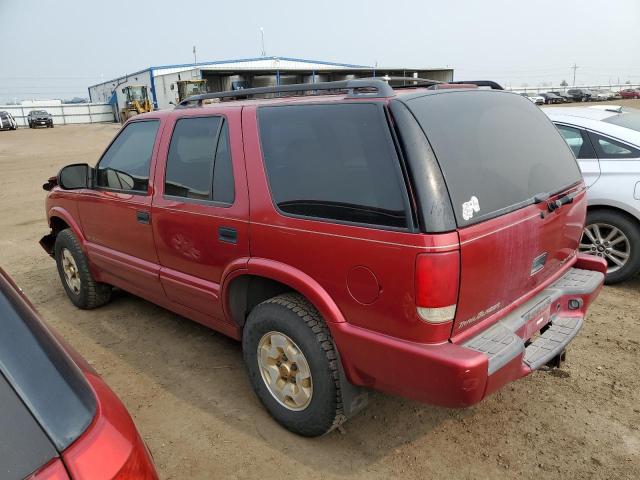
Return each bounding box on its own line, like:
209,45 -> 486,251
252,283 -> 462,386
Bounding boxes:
403,91 -> 581,226
258,103 -> 409,229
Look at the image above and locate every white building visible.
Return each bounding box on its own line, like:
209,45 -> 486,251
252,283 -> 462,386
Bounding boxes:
88,56 -> 454,112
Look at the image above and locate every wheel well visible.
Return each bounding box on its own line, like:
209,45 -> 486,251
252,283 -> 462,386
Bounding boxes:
227,275 -> 295,328
50,216 -> 70,234
587,205 -> 640,228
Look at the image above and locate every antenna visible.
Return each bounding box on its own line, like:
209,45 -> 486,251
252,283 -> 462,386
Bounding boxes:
259,28 -> 266,57
571,63 -> 579,86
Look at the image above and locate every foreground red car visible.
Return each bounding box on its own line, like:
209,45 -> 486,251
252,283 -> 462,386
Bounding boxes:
41,78 -> 605,436
0,269 -> 158,479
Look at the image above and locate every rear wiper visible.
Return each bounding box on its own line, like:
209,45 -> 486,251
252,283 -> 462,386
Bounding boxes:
533,191 -> 575,212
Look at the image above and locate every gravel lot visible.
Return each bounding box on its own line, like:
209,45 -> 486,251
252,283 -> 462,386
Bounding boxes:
0,109 -> 638,479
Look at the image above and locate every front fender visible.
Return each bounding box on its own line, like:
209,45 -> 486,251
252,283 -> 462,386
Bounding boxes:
48,206 -> 88,251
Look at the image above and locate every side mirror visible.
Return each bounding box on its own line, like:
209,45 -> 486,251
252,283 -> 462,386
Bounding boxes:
58,163 -> 91,190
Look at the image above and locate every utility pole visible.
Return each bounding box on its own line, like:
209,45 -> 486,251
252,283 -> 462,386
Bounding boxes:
571,63 -> 579,86
260,28 -> 266,57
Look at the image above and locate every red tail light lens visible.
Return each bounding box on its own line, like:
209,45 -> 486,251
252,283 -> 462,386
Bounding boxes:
29,459 -> 70,480
112,437 -> 158,480
415,251 -> 460,323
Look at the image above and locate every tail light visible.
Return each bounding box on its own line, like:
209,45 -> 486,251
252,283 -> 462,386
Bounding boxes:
112,437 -> 158,480
415,251 -> 460,324
29,459 -> 70,480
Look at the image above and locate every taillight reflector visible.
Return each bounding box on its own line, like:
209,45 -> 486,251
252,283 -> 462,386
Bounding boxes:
415,251 -> 460,324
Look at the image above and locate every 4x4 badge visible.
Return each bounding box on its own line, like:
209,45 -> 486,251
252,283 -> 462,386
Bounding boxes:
462,196 -> 480,221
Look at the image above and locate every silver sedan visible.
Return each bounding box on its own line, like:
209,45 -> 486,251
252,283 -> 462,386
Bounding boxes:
544,105 -> 640,283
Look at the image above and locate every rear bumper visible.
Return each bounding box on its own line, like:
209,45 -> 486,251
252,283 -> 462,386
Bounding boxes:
331,257 -> 605,408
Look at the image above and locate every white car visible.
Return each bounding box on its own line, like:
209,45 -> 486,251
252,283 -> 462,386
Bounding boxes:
520,92 -> 545,105
544,105 -> 640,283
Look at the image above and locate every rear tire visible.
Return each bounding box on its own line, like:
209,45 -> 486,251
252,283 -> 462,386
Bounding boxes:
242,293 -> 344,437
54,229 -> 112,309
581,210 -> 640,284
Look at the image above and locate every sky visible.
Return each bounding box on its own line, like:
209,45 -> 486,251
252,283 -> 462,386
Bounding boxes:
0,0 -> 639,102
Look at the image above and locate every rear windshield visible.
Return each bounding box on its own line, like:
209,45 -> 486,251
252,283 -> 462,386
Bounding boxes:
603,112 -> 640,132
402,90 -> 581,226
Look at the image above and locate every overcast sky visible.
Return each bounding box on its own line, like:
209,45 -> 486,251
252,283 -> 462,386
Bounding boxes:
1,0 -> 638,102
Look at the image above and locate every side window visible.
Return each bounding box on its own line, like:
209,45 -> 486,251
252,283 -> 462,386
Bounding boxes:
258,103 -> 409,228
555,124 -> 595,159
96,120 -> 160,192
588,132 -> 640,159
164,116 -> 235,204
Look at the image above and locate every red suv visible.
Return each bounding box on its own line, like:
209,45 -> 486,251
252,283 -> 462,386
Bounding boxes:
41,79 -> 606,437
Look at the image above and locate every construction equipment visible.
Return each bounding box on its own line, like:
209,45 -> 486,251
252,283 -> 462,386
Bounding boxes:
176,79 -> 207,103
119,85 -> 152,123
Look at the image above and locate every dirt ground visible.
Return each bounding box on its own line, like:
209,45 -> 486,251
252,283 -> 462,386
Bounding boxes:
0,110 -> 639,479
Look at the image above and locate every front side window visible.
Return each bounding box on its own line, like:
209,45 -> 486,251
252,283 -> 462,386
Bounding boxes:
96,120 -> 159,193
257,103 -> 409,228
164,116 -> 235,203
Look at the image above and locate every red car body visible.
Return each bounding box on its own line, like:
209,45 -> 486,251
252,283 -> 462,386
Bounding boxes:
0,269 -> 157,480
620,88 -> 640,99
41,83 -> 605,413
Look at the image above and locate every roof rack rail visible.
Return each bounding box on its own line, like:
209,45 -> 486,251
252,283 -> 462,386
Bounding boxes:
445,80 -> 504,90
177,79 -> 396,107
373,75 -> 445,87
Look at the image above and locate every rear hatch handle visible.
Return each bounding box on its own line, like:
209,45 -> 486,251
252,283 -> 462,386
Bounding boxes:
533,191 -> 577,213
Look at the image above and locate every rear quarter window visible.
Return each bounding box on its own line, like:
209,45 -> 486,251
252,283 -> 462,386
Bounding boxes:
257,103 -> 410,229
403,91 -> 582,226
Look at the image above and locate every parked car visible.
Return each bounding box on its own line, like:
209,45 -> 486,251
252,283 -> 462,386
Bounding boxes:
0,268 -> 158,479
620,88 -> 640,99
591,89 -> 615,101
545,105 -> 640,282
548,91 -> 573,103
0,110 -> 18,130
520,92 -> 545,105
567,88 -> 592,102
539,92 -> 563,104
28,110 -> 54,128
41,79 -> 605,437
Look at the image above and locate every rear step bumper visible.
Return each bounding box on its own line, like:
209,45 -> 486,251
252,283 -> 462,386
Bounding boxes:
330,257 -> 605,408
463,268 -> 602,374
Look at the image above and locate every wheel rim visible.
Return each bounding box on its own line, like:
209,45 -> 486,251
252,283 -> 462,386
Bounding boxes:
257,331 -> 313,411
61,248 -> 81,294
579,223 -> 631,274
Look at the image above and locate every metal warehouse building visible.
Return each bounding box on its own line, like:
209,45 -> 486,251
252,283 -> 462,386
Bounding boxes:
88,56 -> 454,111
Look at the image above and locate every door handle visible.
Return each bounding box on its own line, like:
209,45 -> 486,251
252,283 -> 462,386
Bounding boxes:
218,226 -> 237,244
136,210 -> 150,224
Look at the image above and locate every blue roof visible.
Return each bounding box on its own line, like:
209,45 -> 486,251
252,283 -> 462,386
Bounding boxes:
88,56 -> 372,90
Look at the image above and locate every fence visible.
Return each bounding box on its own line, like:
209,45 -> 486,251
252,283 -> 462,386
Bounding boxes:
509,83 -> 640,94
0,102 -> 114,127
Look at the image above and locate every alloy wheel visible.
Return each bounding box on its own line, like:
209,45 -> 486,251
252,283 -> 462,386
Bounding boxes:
257,331 -> 313,411
579,223 -> 630,274
61,248 -> 82,294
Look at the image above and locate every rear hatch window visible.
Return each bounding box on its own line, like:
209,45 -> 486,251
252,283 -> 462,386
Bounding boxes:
401,90 -> 581,226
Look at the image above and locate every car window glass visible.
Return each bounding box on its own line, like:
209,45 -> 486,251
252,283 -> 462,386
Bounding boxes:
165,116 -> 222,200
212,122 -> 235,204
589,132 -> 640,159
556,125 -> 583,157
258,103 -> 408,228
96,120 -> 159,193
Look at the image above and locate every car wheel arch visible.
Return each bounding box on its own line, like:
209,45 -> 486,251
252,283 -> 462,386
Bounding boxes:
222,260 -> 347,330
48,208 -> 88,251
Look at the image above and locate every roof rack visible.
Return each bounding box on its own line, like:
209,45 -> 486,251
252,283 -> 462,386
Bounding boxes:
177,78 -> 396,107
445,80 -> 504,90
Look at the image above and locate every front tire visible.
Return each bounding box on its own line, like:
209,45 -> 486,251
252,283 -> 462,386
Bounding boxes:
54,229 -> 112,309
243,293 -> 344,437
580,210 -> 640,284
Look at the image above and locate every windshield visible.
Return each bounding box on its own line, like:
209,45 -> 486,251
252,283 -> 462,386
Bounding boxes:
128,87 -> 146,101
184,82 -> 204,96
603,112 -> 640,133
401,90 -> 582,226
31,110 -> 47,115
